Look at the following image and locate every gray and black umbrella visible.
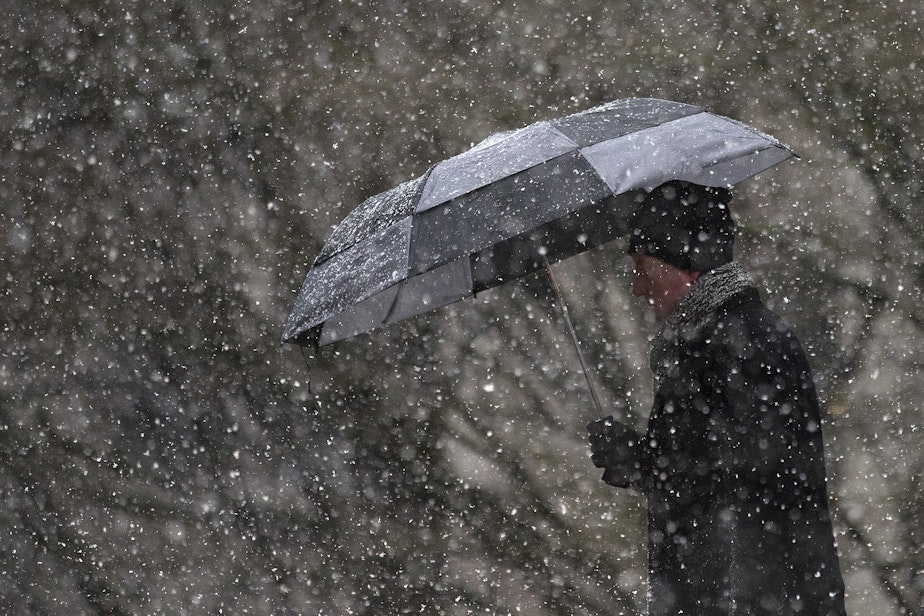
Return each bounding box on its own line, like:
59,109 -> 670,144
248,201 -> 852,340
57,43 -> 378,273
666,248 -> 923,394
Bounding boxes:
283,98 -> 794,353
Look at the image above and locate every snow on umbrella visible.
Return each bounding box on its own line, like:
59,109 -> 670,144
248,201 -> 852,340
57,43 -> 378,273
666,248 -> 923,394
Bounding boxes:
283,98 -> 794,350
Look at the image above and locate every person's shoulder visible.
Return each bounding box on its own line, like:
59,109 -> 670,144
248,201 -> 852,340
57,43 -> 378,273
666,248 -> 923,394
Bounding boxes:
713,287 -> 762,329
713,288 -> 804,354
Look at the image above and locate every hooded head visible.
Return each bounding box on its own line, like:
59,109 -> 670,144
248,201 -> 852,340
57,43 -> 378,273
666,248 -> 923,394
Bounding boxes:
627,180 -> 735,273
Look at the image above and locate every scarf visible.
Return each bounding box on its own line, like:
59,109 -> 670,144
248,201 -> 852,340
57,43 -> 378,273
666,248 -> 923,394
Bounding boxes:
650,261 -> 754,383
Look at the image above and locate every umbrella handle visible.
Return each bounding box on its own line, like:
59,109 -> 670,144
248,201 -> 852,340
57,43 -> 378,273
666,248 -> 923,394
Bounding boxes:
542,255 -> 605,419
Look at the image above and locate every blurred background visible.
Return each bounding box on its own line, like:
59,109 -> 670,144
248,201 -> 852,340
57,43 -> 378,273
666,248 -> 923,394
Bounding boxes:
2,1 -> 921,613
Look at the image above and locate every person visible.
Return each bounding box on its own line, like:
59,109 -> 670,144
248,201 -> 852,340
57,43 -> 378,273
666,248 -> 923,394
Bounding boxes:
588,181 -> 847,615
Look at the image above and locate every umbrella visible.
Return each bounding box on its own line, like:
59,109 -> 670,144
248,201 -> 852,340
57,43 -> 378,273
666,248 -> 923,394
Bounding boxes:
284,98 -> 793,412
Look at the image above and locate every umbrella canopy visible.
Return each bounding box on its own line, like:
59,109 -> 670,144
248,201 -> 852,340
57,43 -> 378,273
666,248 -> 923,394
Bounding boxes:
284,98 -> 794,348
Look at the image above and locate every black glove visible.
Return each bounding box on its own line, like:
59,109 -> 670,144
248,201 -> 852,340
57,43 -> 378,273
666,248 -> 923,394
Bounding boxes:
587,415 -> 642,487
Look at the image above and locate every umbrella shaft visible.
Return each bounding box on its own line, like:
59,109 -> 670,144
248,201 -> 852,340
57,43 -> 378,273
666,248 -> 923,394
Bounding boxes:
542,255 -> 605,419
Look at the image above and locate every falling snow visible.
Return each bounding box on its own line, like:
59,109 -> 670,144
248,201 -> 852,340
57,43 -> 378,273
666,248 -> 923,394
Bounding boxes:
2,2 -> 922,615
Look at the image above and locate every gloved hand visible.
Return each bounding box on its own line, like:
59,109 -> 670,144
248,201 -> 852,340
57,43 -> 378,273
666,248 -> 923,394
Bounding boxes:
587,415 -> 642,487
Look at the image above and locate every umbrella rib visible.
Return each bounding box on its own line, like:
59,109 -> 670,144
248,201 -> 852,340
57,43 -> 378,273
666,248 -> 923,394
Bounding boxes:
542,254 -> 605,420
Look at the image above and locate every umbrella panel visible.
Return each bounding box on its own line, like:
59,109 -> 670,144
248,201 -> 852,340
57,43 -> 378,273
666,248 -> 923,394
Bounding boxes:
415,121 -> 578,213
681,144 -> 794,187
316,257 -> 473,347
580,112 -> 789,193
283,216 -> 413,346
409,150 -> 614,276
551,98 -> 700,147
315,171 -> 429,265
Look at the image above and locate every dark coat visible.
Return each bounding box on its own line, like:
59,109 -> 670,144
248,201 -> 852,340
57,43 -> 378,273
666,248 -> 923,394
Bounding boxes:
604,288 -> 846,615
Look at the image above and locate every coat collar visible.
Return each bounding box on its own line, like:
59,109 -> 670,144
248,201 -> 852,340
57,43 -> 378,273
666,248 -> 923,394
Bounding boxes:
650,263 -> 759,383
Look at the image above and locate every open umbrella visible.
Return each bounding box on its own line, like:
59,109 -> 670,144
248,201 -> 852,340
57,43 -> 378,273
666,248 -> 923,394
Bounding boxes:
284,98 -> 793,348
284,98 -> 794,413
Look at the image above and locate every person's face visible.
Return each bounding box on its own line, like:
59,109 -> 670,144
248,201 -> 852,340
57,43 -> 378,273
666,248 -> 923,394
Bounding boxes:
631,254 -> 701,322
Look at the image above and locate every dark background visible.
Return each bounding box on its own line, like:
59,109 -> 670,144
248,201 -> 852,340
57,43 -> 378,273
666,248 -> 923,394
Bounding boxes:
2,1 -> 921,613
